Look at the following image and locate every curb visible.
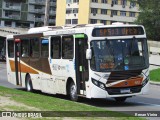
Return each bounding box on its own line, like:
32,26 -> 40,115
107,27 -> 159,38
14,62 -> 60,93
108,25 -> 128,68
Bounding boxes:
150,81 -> 160,86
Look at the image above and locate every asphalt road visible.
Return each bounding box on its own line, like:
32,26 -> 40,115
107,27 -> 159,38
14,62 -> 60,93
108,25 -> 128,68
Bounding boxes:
0,62 -> 160,120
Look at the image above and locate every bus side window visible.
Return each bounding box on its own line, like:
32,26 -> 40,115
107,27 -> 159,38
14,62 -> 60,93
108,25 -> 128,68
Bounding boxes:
62,36 -> 74,59
30,38 -> 40,58
41,39 -> 49,58
8,40 -> 14,58
51,36 -> 61,59
21,39 -> 29,57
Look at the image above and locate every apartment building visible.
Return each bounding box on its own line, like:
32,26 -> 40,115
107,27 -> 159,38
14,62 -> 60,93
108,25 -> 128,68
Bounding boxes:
0,0 -> 56,28
56,0 -> 139,26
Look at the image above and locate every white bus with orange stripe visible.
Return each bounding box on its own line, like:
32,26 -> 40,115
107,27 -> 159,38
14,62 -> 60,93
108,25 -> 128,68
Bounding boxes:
6,23 -> 149,102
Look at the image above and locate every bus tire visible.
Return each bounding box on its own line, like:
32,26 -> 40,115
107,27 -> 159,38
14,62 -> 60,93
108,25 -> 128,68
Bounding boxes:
25,75 -> 33,92
114,97 -> 127,103
69,82 -> 78,101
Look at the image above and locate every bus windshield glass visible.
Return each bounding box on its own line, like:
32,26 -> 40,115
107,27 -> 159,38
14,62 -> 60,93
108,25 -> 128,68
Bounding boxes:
90,38 -> 149,72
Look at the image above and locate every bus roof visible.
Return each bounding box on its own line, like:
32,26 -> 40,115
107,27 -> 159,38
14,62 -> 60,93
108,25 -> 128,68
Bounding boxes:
28,26 -> 64,34
6,24 -> 145,39
6,35 -> 14,39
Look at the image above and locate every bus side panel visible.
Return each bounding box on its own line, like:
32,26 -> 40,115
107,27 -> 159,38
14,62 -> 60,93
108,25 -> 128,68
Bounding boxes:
7,59 -> 17,85
50,59 -> 76,95
40,58 -> 54,93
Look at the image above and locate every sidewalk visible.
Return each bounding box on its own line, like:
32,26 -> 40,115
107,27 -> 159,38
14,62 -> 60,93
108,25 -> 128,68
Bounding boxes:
150,81 -> 160,86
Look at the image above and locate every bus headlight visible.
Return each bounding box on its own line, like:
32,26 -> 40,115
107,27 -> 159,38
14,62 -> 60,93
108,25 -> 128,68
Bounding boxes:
142,77 -> 149,87
92,78 -> 105,90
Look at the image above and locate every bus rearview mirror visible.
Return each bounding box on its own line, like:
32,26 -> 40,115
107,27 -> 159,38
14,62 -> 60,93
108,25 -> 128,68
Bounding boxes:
86,49 -> 92,60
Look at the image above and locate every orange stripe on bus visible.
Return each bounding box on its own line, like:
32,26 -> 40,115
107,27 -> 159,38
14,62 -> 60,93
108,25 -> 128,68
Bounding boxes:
9,60 -> 39,74
109,77 -> 143,88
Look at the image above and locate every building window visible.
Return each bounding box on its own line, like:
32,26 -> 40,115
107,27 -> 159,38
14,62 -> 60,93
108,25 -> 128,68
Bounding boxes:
72,19 -> 78,24
130,1 -> 136,8
66,8 -> 72,14
90,19 -> 97,24
129,12 -> 136,17
101,0 -> 107,3
73,0 -> 79,3
66,0 -> 72,4
92,0 -> 98,3
5,11 -> 10,17
4,21 -> 12,27
111,10 -> 117,16
50,6 -> 56,11
91,8 -> 98,14
34,5 -> 43,10
101,9 -> 107,14
112,0 -> 118,5
100,20 -> 107,25
5,2 -> 13,8
120,11 -> 126,16
66,19 -> 71,24
121,0 -> 127,5
73,8 -> 78,13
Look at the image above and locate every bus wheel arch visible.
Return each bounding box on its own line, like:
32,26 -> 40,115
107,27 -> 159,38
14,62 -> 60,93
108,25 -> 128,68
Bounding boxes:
25,73 -> 33,92
66,77 -> 78,101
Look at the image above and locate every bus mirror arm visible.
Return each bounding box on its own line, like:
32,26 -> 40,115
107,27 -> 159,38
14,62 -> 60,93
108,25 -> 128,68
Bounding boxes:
86,49 -> 92,60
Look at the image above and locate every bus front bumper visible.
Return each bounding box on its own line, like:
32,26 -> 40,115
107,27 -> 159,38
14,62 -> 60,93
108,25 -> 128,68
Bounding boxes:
89,82 -> 150,98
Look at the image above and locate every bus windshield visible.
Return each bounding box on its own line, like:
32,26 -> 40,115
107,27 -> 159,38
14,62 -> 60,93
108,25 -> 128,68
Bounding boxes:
90,38 -> 149,72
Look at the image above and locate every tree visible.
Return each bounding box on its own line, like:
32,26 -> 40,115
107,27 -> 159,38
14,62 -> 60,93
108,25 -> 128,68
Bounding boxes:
134,0 -> 160,41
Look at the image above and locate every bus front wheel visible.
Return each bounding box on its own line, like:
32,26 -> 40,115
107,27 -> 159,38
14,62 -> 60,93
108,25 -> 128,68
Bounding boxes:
69,82 -> 78,101
25,75 -> 33,92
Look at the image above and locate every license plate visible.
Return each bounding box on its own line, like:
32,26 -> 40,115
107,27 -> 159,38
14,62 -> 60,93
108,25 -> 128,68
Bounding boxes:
120,88 -> 130,93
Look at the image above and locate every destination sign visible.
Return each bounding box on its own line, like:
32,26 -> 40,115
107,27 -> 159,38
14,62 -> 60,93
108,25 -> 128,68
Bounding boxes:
92,27 -> 144,37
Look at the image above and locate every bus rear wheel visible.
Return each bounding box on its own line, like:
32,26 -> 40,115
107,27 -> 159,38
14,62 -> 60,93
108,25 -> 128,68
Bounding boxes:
114,97 -> 127,103
69,82 -> 78,101
25,75 -> 33,92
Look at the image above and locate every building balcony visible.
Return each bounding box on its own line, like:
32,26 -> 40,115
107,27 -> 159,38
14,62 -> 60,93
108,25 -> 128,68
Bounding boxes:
90,3 -> 139,12
3,6 -> 21,11
35,18 -> 44,22
66,13 -> 78,19
90,13 -> 136,23
49,19 -> 55,23
29,0 -> 45,5
50,2 -> 56,6
29,9 -> 45,14
49,11 -> 56,15
3,15 -> 21,20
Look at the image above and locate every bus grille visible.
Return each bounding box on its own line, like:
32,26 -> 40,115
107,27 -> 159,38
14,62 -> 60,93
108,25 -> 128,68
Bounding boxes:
107,70 -> 142,84
106,86 -> 142,95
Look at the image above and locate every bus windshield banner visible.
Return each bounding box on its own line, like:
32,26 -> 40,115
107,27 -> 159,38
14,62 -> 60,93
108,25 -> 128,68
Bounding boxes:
92,27 -> 144,37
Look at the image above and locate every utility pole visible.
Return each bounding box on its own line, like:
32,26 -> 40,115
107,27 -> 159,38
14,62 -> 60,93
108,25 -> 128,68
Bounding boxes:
44,0 -> 50,26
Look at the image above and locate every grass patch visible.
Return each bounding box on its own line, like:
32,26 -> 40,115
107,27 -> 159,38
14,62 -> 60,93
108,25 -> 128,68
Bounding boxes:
150,68 -> 160,82
0,86 -> 145,119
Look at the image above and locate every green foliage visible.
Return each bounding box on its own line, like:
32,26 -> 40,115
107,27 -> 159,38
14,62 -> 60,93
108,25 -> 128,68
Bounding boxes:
134,0 -> 160,41
0,86 -> 145,119
150,68 -> 160,82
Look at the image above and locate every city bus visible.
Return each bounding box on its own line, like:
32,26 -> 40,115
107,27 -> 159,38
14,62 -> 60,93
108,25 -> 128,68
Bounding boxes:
6,23 -> 149,102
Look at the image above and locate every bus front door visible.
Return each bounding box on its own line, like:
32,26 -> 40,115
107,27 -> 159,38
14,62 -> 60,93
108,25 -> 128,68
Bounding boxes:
75,35 -> 89,95
14,41 -> 22,85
